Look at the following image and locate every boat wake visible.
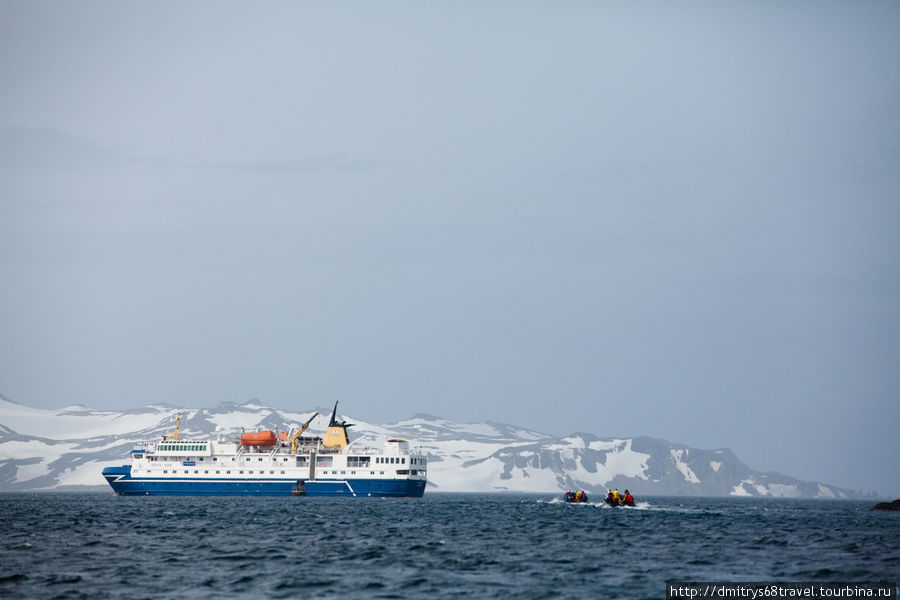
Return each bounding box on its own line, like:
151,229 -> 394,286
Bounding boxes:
537,498 -> 660,510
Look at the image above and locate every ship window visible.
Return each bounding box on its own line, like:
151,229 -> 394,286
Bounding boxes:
280,471 -> 285,475
184,470 -> 189,474
216,471 -> 220,474
213,458 -> 217,462
227,471 -> 231,474
248,470 -> 253,474
258,458 -> 263,462
163,470 -> 168,473
204,470 -> 209,474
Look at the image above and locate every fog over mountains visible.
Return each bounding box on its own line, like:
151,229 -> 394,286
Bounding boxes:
0,395 -> 860,498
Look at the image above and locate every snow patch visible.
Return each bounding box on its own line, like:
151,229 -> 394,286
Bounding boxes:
588,439 -> 628,451
52,460 -> 120,488
709,460 -> 722,473
670,449 -> 701,484
0,402 -> 176,439
390,417 -> 501,438
767,484 -> 800,498
547,436 -> 591,451
730,480 -> 753,496
816,484 -> 836,499
12,459 -> 51,483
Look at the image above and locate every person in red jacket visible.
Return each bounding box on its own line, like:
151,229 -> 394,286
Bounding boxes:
622,489 -> 635,506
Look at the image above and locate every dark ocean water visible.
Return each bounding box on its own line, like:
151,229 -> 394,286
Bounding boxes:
1,493 -> 897,599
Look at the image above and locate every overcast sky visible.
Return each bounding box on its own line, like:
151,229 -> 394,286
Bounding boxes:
1,1 -> 898,496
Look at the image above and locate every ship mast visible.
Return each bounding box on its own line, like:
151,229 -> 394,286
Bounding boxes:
164,412 -> 183,441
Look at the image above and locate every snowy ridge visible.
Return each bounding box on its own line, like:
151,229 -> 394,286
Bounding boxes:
0,395 -> 853,498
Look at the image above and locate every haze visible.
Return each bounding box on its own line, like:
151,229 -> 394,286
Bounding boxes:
1,1 -> 898,496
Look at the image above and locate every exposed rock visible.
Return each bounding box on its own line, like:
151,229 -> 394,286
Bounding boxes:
872,499 -> 900,511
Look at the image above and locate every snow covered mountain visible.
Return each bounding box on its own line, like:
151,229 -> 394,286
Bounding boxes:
0,395 -> 854,498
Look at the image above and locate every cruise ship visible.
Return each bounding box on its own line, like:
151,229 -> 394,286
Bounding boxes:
102,403 -> 427,497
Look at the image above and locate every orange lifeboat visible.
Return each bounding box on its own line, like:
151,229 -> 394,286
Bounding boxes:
241,430 -> 277,446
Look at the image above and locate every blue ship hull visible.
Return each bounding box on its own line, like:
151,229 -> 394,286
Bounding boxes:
102,466 -> 426,497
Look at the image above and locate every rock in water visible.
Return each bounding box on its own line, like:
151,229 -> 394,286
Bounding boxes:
871,499 -> 900,511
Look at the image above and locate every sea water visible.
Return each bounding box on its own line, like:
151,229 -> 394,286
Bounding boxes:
1,493 -> 897,599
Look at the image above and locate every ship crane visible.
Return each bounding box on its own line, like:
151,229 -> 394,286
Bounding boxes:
289,411 -> 320,454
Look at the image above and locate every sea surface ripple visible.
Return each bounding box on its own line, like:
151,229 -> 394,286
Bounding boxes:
1,493 -> 897,599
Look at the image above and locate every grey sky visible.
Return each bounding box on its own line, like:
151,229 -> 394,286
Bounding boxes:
1,1 -> 898,496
